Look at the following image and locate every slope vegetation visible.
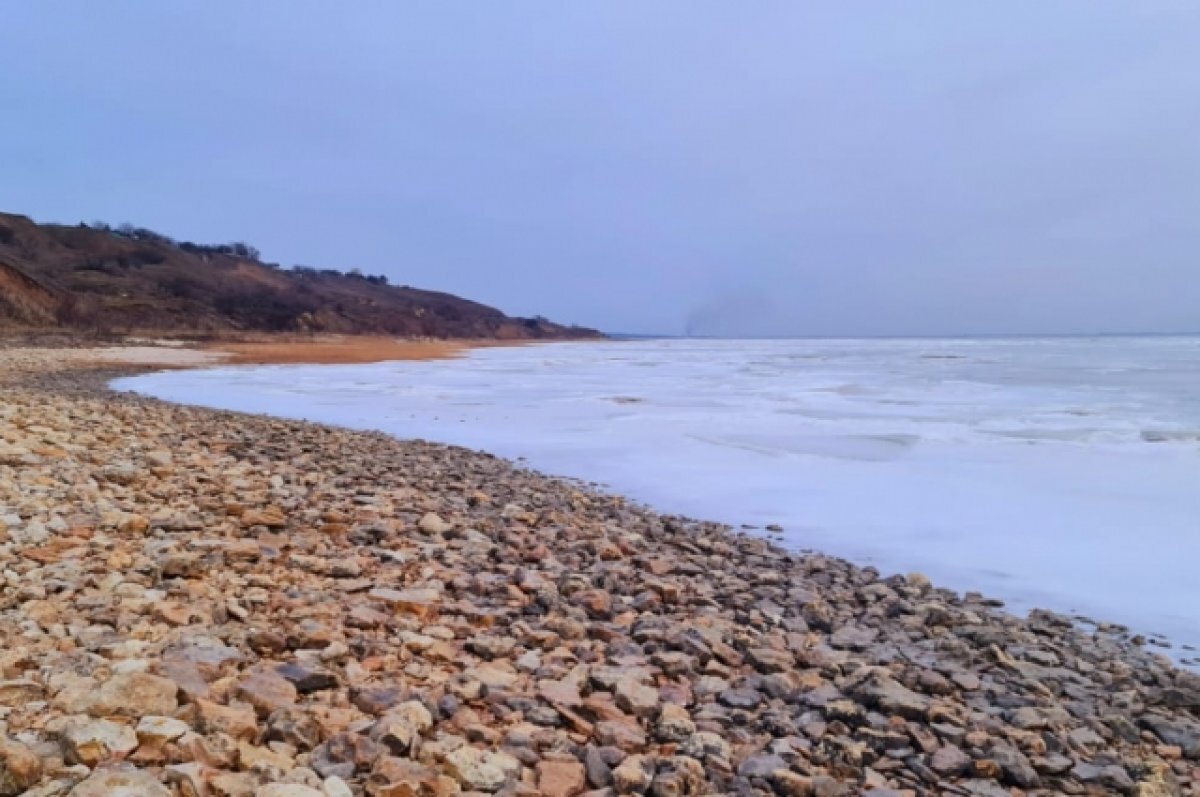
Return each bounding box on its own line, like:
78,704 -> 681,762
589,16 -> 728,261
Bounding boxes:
0,212 -> 600,339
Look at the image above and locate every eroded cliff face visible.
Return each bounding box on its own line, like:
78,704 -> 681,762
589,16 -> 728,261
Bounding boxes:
0,260 -> 59,326
0,212 -> 602,339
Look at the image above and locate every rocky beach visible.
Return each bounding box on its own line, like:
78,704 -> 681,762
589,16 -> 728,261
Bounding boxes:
0,345 -> 1197,797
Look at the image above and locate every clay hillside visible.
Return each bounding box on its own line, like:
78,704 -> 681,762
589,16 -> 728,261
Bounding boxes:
0,212 -> 602,339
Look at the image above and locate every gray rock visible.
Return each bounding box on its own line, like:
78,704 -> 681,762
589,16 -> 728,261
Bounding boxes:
737,754 -> 788,779
929,744 -> 970,776
718,688 -> 763,710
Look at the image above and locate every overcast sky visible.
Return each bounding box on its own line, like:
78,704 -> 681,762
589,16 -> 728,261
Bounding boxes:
3,3 -> 1198,336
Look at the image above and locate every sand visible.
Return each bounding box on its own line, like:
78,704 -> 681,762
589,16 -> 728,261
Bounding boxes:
206,336 -> 517,365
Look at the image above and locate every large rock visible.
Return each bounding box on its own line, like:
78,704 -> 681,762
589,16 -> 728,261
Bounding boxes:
236,669 -> 299,718
846,670 -> 930,720
371,701 -> 433,754
612,755 -> 653,794
195,699 -> 258,741
650,756 -> 705,797
60,717 -> 139,766
92,672 -> 179,717
444,746 -> 521,792
0,738 -> 42,796
536,760 -> 587,797
68,766 -> 171,797
615,677 -> 660,717
1140,715 -> 1200,758
930,745 -> 970,776
654,704 -> 695,742
418,513 -> 452,534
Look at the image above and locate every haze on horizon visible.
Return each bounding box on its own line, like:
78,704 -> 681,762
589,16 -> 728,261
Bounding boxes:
3,3 -> 1198,337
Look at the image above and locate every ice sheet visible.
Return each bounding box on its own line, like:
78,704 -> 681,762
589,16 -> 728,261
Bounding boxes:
113,336 -> 1200,657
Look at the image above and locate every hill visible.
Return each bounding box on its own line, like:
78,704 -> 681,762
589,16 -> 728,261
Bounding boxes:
0,212 -> 601,339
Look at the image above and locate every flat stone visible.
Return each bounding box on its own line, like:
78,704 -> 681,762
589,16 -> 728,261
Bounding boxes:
368,587 -> 440,619
738,754 -> 788,779
615,677 -> 659,717
136,715 -> 190,745
372,701 -> 433,754
848,671 -> 930,720
718,688 -> 763,709
236,669 -> 299,717
929,744 -> 970,776
536,760 -> 587,797
68,766 -> 171,797
276,662 -> 339,693
93,672 -> 179,717
195,698 -> 258,741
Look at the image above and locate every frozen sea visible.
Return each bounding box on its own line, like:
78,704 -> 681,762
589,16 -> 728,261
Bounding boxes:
114,336 -> 1200,656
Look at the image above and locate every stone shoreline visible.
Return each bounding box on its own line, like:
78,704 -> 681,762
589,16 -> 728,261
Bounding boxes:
0,347 -> 1196,797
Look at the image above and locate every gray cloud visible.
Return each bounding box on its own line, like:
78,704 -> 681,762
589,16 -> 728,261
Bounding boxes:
2,2 -> 1198,335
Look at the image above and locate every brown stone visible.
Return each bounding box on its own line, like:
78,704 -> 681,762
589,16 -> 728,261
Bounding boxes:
235,669 -> 298,718
93,672 -> 179,717
0,738 -> 42,796
537,760 -> 587,797
195,699 -> 258,741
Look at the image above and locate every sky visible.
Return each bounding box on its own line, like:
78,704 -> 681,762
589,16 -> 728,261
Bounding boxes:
2,3 -> 1199,336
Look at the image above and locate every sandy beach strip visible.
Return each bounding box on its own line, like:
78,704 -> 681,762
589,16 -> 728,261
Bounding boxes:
85,335 -> 530,369
205,336 -> 493,366
0,345 -> 1195,797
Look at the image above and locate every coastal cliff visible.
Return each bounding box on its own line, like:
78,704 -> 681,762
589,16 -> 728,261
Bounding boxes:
0,212 -> 602,340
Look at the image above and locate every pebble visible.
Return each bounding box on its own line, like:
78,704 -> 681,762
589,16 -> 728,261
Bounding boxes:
0,346 -> 1191,797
